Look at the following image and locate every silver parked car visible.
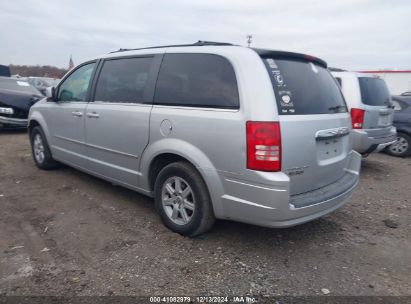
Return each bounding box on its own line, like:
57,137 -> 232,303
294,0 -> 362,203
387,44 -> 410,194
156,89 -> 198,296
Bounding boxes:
332,71 -> 397,155
28,41 -> 361,236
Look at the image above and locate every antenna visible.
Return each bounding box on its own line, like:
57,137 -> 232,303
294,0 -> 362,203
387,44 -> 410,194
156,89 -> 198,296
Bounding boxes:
246,34 -> 253,47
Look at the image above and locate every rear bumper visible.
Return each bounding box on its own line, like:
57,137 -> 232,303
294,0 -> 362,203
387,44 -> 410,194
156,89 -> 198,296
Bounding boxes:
352,126 -> 397,154
0,115 -> 28,128
219,150 -> 361,228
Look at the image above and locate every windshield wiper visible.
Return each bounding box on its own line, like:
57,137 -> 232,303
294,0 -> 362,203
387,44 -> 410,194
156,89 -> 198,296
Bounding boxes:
328,105 -> 347,113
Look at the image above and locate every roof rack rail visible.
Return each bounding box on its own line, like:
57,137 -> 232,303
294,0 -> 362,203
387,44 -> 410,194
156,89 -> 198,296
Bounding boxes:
110,40 -> 235,53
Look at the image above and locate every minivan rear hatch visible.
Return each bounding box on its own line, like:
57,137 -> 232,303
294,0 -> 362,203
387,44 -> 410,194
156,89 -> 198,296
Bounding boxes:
257,50 -> 351,195
358,76 -> 394,130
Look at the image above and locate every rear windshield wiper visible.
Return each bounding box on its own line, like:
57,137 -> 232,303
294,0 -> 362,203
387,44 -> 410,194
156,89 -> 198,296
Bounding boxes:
328,105 -> 347,113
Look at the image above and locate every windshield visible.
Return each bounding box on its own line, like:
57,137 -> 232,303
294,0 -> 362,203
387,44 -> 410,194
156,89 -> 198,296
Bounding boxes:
0,78 -> 42,95
262,57 -> 347,115
358,77 -> 391,106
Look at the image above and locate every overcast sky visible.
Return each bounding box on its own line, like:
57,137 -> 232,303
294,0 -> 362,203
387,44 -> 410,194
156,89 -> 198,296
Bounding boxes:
1,0 -> 410,70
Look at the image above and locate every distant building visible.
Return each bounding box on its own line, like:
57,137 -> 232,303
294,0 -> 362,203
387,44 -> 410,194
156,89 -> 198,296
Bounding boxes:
357,70 -> 411,95
68,55 -> 74,70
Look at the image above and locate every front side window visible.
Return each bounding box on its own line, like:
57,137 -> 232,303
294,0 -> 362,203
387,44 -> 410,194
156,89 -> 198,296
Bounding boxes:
154,54 -> 239,109
58,63 -> 95,102
94,57 -> 153,103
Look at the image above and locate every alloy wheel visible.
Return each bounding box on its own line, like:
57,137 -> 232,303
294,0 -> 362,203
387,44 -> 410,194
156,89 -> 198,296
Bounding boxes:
33,134 -> 45,164
389,136 -> 409,155
161,176 -> 195,225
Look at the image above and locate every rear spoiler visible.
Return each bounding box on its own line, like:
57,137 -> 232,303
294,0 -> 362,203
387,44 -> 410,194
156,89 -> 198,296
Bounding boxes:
253,48 -> 327,68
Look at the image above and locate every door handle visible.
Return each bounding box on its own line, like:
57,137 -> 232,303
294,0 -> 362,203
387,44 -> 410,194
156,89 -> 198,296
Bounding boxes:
71,111 -> 83,117
86,112 -> 100,118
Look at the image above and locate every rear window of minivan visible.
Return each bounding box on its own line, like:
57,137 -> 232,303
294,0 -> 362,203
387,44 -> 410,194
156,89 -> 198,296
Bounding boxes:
262,58 -> 347,115
358,77 -> 391,106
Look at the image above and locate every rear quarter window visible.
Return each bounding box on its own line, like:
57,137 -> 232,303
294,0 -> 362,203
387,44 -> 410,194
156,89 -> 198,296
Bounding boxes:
154,53 -> 239,109
262,58 -> 347,115
358,77 -> 391,106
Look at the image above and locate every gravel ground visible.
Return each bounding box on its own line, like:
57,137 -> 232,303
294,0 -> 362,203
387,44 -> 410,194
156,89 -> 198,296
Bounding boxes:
0,130 -> 410,297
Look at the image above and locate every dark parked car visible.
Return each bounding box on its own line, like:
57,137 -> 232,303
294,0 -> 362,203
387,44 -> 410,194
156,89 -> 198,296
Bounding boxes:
0,77 -> 43,129
385,95 -> 411,157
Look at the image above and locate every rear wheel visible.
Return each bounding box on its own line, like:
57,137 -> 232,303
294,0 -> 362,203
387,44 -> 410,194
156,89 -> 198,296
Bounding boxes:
385,132 -> 411,157
30,126 -> 59,169
154,161 -> 215,237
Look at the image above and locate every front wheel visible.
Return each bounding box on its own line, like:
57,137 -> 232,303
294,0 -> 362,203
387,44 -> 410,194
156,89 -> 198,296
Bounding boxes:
385,132 -> 411,157
30,126 -> 59,170
154,162 -> 215,237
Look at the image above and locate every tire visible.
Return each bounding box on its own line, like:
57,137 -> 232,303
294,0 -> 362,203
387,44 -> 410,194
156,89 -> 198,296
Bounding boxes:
154,161 -> 215,237
385,132 -> 411,157
30,126 -> 59,170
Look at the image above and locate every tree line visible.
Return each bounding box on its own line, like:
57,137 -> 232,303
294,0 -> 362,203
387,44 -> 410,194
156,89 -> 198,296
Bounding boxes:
9,65 -> 68,78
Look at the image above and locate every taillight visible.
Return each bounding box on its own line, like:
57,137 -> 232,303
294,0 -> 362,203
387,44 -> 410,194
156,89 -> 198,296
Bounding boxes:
246,121 -> 281,171
350,108 -> 365,129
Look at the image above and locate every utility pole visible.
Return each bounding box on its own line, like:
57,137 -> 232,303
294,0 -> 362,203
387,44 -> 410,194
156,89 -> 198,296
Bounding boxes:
246,34 -> 253,47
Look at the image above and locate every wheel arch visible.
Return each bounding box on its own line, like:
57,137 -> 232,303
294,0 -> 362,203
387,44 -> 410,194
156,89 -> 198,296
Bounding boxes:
395,128 -> 411,136
28,111 -> 51,143
28,120 -> 40,132
140,139 -> 225,218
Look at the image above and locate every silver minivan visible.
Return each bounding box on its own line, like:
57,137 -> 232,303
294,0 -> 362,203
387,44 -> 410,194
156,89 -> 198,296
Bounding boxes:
332,71 -> 397,155
29,42 -> 361,236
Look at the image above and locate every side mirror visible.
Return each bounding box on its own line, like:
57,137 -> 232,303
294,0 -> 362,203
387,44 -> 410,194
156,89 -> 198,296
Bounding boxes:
46,86 -> 57,102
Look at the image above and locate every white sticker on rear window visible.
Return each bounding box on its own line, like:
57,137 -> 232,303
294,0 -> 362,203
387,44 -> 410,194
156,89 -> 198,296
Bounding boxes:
281,94 -> 291,104
274,73 -> 284,85
279,90 -> 294,108
266,58 -> 278,69
271,70 -> 285,87
17,81 -> 30,86
264,58 -> 297,113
